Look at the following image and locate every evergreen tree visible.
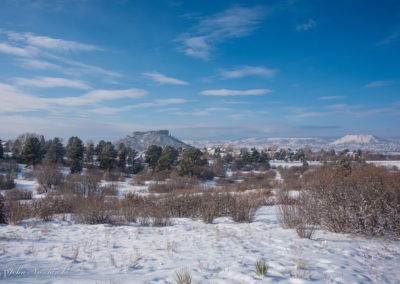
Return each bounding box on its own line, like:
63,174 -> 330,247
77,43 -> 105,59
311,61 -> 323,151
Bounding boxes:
250,148 -> 260,163
157,146 -> 179,171
0,140 -> 3,159
45,138 -> 65,164
95,140 -> 106,156
39,135 -> 48,161
98,142 -> 117,170
11,139 -> 22,162
66,136 -> 84,173
178,148 -> 206,176
22,137 -> 42,166
84,141 -> 95,165
117,143 -> 128,171
145,145 -> 162,170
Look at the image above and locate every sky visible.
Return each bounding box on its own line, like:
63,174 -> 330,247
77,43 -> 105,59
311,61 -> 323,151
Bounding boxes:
0,0 -> 399,142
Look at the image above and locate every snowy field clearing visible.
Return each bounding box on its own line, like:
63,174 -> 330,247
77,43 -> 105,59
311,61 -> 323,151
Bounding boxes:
367,161 -> 400,168
1,206 -> 400,283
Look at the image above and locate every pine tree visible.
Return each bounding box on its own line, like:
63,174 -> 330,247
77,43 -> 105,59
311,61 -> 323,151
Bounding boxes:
45,137 -> 65,164
145,145 -> 162,170
84,141 -> 95,165
157,146 -> 179,171
22,137 -> 42,166
178,148 -> 206,176
98,142 -> 117,170
66,136 -> 84,173
0,140 -> 4,159
95,140 -> 106,156
117,143 -> 128,171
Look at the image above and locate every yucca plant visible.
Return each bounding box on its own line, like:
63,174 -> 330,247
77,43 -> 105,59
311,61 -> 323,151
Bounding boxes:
174,268 -> 192,284
255,259 -> 268,276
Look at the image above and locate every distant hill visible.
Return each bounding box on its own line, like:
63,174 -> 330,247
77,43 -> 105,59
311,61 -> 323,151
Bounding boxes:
117,130 -> 190,151
331,134 -> 382,145
184,134 -> 400,154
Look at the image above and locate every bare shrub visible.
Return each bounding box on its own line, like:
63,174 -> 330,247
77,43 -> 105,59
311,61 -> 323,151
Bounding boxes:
131,169 -> 170,185
34,162 -> 63,192
0,174 -> 15,190
230,194 -> 259,223
60,170 -> 101,197
295,223 -> 315,239
7,201 -> 31,225
101,183 -> 119,196
74,196 -> 116,224
148,176 -> 198,194
4,189 -> 32,201
301,163 -> 400,236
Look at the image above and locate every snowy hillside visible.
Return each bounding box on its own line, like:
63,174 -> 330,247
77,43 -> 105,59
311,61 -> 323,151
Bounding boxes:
117,130 -> 190,151
331,134 -> 381,145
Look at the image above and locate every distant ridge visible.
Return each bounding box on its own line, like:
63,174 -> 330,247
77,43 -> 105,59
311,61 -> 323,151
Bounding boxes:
117,130 -> 190,151
331,134 -> 382,145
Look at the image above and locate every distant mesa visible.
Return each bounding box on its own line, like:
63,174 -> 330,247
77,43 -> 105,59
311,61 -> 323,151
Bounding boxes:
331,134 -> 382,145
117,130 -> 190,151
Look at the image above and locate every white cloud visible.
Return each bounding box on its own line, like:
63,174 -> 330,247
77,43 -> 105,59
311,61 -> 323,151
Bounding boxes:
14,76 -> 91,89
49,88 -> 147,106
17,59 -> 61,70
200,89 -> 271,96
89,98 -> 187,114
0,43 -> 37,57
219,66 -> 278,79
318,96 -> 347,100
376,32 -> 399,46
0,83 -> 49,112
4,30 -> 100,52
364,80 -> 394,88
177,6 -> 266,59
174,107 -> 231,116
296,19 -> 317,31
143,71 -> 189,85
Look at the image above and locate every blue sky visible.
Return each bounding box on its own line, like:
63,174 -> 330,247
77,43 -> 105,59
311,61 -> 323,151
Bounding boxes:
0,0 -> 399,141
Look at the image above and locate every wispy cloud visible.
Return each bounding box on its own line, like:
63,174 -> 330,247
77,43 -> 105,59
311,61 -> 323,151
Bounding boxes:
318,96 -> 347,100
0,83 -> 49,112
201,89 -> 271,96
376,31 -> 399,46
89,98 -> 187,114
0,43 -> 36,57
174,107 -> 231,116
326,104 -> 362,110
17,59 -> 61,70
219,66 -> 278,79
4,30 -> 100,52
142,71 -> 189,85
296,19 -> 317,31
49,88 -> 147,106
14,76 -> 91,89
177,6 -> 266,59
364,80 -> 394,88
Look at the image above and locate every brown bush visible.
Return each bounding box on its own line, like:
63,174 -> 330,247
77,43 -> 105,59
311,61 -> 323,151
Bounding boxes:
0,173 -> 15,190
74,196 -> 117,224
299,163 -> 400,236
101,183 -> 119,196
34,163 -> 63,192
148,175 -> 198,194
4,189 -> 32,201
60,170 -> 101,197
230,194 -> 260,223
7,201 -> 31,225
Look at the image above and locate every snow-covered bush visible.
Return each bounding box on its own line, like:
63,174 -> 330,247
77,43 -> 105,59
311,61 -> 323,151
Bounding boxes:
301,163 -> 400,236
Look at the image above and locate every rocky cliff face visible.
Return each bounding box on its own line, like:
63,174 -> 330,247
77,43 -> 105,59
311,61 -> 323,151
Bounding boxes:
117,130 -> 190,151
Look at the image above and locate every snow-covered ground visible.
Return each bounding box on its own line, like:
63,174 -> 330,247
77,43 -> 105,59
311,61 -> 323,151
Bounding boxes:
367,160 -> 400,169
270,160 -> 322,169
1,206 -> 399,283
